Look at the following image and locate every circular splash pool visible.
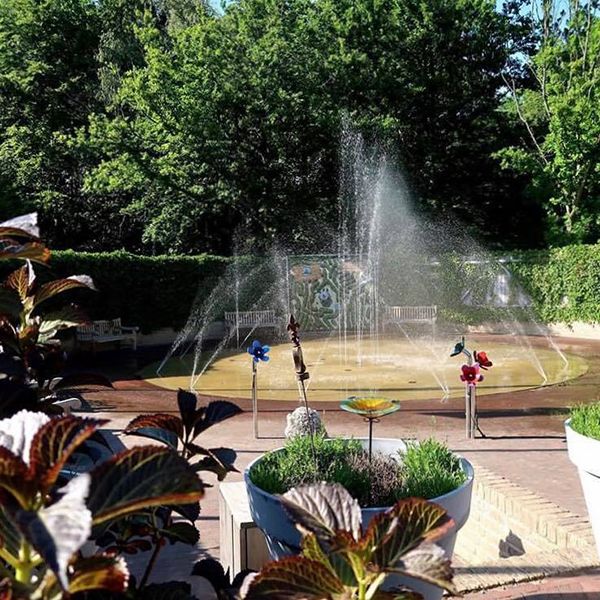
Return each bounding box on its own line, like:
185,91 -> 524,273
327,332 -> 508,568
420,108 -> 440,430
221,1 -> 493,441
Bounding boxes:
140,335 -> 588,403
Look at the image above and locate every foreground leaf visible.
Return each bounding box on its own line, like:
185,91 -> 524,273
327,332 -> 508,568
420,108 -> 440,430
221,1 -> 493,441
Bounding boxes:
244,557 -> 345,599
125,414 -> 183,449
29,415 -> 106,490
191,446 -> 237,480
88,446 -> 204,525
366,499 -> 454,571
0,242 -> 50,264
192,400 -> 242,437
0,410 -> 50,465
281,483 -> 362,546
33,275 -> 96,307
0,214 -> 40,239
388,543 -> 456,595
68,554 -> 129,594
16,474 -> 91,589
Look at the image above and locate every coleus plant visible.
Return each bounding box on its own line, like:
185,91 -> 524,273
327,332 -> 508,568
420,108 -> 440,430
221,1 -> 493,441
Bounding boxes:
0,220 -> 112,418
0,410 -> 204,599
87,391 -> 242,595
0,213 -> 50,266
124,389 -> 242,481
0,260 -> 95,361
243,483 -> 457,600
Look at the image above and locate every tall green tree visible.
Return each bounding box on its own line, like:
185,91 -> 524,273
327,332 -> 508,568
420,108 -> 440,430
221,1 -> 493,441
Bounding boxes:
0,0 -> 101,220
498,0 -> 600,244
81,0 -> 529,254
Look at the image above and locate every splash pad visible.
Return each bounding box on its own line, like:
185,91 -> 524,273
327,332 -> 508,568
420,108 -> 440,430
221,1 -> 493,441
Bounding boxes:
141,335 -> 587,403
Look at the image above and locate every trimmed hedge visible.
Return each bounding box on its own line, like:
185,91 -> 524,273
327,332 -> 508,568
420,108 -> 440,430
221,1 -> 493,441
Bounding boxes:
437,244 -> 600,326
14,244 -> 600,335
45,251 -> 231,333
511,245 -> 600,324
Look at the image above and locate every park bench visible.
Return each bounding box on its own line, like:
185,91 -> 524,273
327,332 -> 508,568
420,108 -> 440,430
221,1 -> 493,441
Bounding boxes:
224,310 -> 280,337
76,318 -> 139,352
382,305 -> 437,335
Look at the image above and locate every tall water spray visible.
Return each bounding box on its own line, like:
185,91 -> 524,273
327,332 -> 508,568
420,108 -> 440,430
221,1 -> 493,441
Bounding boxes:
154,123 -> 572,403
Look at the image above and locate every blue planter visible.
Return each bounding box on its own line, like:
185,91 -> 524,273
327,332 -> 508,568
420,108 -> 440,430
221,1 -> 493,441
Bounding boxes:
244,437 -> 474,600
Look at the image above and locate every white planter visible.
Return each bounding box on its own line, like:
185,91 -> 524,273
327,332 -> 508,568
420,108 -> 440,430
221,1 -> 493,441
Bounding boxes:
245,437 -> 474,600
565,420 -> 600,558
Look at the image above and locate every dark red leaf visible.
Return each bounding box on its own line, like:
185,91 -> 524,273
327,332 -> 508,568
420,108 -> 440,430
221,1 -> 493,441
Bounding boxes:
29,416 -> 107,491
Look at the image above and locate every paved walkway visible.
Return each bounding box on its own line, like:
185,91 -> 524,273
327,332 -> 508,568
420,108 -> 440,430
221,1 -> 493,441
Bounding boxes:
80,334 -> 600,598
464,568 -> 600,599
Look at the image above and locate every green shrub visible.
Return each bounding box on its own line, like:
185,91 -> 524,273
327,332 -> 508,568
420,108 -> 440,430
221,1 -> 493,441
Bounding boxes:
0,251 -> 232,333
249,436 -> 466,507
570,402 -> 600,441
3,242 -> 597,334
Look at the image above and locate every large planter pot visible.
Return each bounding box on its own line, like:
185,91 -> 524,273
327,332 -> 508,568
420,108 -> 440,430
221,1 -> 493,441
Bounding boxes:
565,419 -> 600,558
244,437 -> 474,600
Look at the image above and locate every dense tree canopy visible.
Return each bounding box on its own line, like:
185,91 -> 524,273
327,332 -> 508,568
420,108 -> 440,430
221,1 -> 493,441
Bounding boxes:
0,0 -> 595,254
498,0 -> 600,245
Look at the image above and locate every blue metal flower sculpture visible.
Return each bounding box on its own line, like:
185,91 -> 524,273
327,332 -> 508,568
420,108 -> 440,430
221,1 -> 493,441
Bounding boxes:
247,340 -> 270,363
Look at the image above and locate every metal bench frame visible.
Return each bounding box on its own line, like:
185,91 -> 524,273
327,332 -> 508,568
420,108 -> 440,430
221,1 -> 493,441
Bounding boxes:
224,310 -> 280,339
76,318 -> 139,352
382,305 -> 437,336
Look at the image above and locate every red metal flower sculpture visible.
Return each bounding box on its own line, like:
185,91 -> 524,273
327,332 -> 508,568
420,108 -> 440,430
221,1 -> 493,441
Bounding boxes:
460,363 -> 483,386
474,350 -> 492,370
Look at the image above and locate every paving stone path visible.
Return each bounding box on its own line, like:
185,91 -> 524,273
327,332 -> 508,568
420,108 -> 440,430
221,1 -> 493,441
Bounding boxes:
82,334 -> 600,597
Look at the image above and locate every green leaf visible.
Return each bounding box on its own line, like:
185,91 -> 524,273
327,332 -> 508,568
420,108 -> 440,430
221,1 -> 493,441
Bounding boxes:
68,554 -> 129,594
300,532 -> 358,586
366,499 -> 454,571
281,483 -> 362,546
244,557 -> 345,599
29,415 -> 106,491
88,446 -> 204,525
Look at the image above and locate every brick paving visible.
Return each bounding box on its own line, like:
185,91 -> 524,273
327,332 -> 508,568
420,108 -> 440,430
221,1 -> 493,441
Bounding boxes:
79,334 -> 600,598
464,568 -> 600,598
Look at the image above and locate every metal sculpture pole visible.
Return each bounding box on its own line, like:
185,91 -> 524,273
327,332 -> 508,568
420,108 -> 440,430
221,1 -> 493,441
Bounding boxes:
287,314 -> 317,467
451,336 -> 492,439
451,336 -> 476,439
251,359 -> 258,438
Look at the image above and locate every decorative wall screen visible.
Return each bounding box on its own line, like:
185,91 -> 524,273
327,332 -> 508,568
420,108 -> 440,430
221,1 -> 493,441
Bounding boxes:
286,254 -> 376,331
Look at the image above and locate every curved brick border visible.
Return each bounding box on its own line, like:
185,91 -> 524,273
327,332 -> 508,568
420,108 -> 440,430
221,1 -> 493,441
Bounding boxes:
455,463 -> 599,593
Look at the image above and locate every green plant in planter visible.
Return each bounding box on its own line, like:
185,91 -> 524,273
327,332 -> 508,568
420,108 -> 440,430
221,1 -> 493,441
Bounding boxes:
401,439 -> 467,499
250,436 -> 466,507
0,410 -> 204,599
570,402 -> 600,440
243,482 -> 456,600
